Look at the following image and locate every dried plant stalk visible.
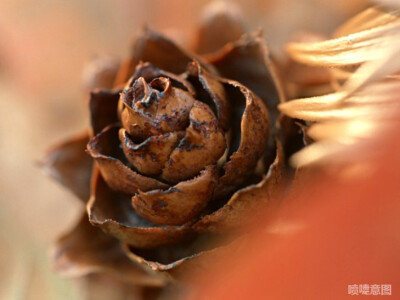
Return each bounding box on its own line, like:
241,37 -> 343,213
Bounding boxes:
280,5 -> 400,167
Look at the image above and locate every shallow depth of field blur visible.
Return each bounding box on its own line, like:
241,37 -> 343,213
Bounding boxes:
0,0 -> 367,298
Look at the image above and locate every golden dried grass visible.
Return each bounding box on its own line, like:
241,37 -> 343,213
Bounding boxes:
280,5 -> 400,167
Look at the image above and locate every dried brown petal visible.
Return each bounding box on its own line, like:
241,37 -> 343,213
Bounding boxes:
161,101 -> 226,183
127,62 -> 195,95
218,80 -> 269,192
89,89 -> 121,135
194,140 -> 285,233
53,214 -> 166,286
87,125 -> 168,194
132,166 -> 218,226
114,28 -> 216,86
208,30 -> 285,122
119,129 -> 184,176
42,132 -> 92,202
88,169 -> 191,249
191,1 -> 247,55
187,61 -> 231,130
83,57 -> 121,91
120,77 -> 195,141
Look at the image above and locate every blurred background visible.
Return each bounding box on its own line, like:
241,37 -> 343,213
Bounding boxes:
0,0 -> 367,298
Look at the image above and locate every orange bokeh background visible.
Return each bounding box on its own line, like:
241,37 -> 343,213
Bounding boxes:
188,123 -> 400,300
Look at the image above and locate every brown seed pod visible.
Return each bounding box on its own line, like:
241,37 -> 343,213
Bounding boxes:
43,2 -> 289,292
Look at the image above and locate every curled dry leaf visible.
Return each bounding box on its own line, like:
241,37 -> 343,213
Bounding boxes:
43,1 -> 292,289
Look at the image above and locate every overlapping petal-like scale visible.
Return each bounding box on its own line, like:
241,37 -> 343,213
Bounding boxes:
194,141 -> 284,233
42,132 -> 92,202
161,101 -> 226,183
87,125 -> 168,195
83,57 -> 121,91
208,30 -> 284,121
114,28 -> 216,86
217,79 -> 269,194
191,1 -> 247,55
89,89 -> 121,135
187,61 -> 231,130
120,77 -> 195,141
132,166 -> 218,226
119,129 -> 184,176
127,62 -> 195,95
87,169 -> 192,249
53,214 -> 166,286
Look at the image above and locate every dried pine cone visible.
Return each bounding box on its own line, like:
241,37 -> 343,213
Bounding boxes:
43,2 -> 288,291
